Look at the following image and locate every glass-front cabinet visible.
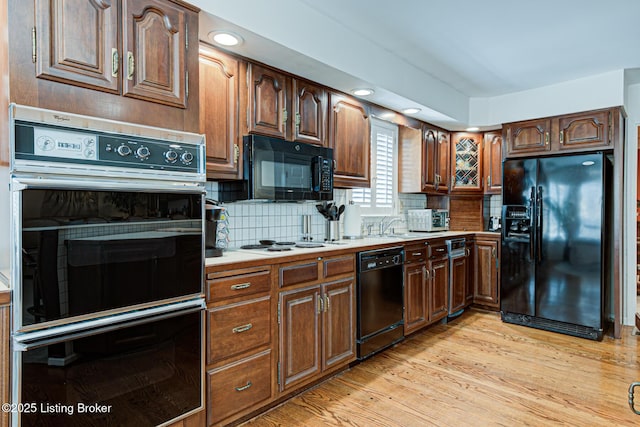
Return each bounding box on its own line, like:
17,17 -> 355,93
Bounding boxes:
450,132 -> 483,194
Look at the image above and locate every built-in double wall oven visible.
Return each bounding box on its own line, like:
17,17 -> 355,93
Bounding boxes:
5,105 -> 206,427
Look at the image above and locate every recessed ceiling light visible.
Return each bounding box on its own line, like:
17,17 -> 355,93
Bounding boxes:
208,31 -> 243,47
466,127 -> 480,131
352,88 -> 374,96
403,108 -> 421,115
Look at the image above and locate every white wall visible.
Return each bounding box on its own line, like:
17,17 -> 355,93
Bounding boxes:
469,70 -> 626,126
623,80 -> 640,325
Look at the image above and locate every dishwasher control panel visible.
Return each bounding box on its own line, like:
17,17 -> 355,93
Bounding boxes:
358,247 -> 404,272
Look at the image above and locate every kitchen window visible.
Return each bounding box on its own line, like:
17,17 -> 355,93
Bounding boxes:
351,118 -> 398,215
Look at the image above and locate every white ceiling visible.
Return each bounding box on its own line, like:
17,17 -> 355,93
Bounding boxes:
192,0 -> 640,129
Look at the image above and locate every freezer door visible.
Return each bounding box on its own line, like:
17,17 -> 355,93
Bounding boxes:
500,159 -> 537,316
535,154 -> 603,328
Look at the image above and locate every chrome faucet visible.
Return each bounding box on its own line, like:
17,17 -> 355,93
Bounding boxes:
379,217 -> 404,235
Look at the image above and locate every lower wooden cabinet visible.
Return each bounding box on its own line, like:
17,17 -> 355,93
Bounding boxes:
449,254 -> 467,315
207,350 -> 272,425
429,241 -> 449,323
465,241 -> 475,306
279,278 -> 355,392
404,243 -> 428,334
474,237 -> 500,309
1,304 -> 9,427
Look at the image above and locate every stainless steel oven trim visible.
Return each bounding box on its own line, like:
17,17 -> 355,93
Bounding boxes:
11,306 -> 206,427
11,174 -> 206,193
13,298 -> 205,350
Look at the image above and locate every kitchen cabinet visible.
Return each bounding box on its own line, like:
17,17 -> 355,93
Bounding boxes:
503,108 -> 618,158
205,266 -> 275,427
199,45 -> 241,179
450,132 -> 483,194
10,0 -> 199,131
244,63 -> 328,146
429,241 -> 449,323
246,63 -> 289,139
328,91 -> 371,188
292,79 -> 328,146
449,251 -> 467,315
465,240 -> 475,306
278,255 -> 355,392
483,131 -> 502,194
474,237 -> 500,309
398,126 -> 449,194
404,243 -> 429,335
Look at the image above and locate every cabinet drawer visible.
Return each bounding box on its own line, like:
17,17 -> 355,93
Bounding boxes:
279,262 -> 319,287
429,243 -> 448,260
208,269 -> 271,302
208,297 -> 271,364
323,255 -> 354,279
208,350 -> 272,425
405,244 -> 427,263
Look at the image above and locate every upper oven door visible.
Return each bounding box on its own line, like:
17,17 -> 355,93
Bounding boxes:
248,135 -> 333,201
13,177 -> 204,333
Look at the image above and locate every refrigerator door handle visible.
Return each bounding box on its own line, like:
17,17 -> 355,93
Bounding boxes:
529,186 -> 536,261
536,186 -> 543,263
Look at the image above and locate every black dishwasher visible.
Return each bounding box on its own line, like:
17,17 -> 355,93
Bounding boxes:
356,246 -> 404,360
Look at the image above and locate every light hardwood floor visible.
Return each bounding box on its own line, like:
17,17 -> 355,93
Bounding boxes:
242,310 -> 640,426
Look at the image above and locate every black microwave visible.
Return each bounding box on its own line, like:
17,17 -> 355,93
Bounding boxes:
218,135 -> 334,202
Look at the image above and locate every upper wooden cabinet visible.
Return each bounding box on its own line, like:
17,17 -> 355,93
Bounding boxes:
450,132 -> 483,194
199,46 -> 241,180
246,63 -> 289,139
11,0 -> 199,131
35,0 -> 120,93
503,108 -> 619,158
398,125 -> 449,194
244,64 -> 328,146
483,131 -> 502,194
292,79 -> 327,146
328,92 -> 371,188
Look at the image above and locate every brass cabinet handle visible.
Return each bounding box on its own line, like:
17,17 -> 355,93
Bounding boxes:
235,381 -> 253,392
325,295 -> 330,312
488,176 -> 492,187
111,48 -> 119,77
233,144 -> 240,162
412,252 -> 423,256
230,282 -> 250,290
282,109 -> 288,124
492,247 -> 497,258
317,294 -> 323,314
232,323 -> 253,333
295,113 -> 301,127
423,266 -> 430,280
127,51 -> 134,80
560,130 -> 564,144
544,131 -> 550,146
435,248 -> 445,252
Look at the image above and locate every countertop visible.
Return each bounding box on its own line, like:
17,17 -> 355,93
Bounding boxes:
205,231 -> 500,268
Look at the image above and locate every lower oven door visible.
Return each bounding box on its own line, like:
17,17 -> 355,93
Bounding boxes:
11,302 -> 204,427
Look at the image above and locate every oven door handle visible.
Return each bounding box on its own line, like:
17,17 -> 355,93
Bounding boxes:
13,298 -> 205,351
11,175 -> 205,193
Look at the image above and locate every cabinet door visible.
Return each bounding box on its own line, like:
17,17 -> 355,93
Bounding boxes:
451,132 -> 482,194
483,131 -> 502,194
557,109 -> 611,152
465,243 -> 474,306
322,279 -> 355,370
279,286 -> 321,391
293,79 -> 327,146
122,0 -> 187,107
404,263 -> 428,334
328,92 -> 371,188
449,256 -> 466,314
247,63 -> 289,139
504,119 -> 551,156
35,0 -> 119,93
421,127 -> 437,192
429,258 -> 449,322
199,47 -> 241,179
474,239 -> 500,309
436,131 -> 450,193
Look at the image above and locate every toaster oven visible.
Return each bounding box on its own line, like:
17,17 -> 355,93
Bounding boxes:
407,209 -> 450,232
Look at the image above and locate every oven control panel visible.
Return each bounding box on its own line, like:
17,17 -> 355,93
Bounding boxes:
13,121 -> 204,175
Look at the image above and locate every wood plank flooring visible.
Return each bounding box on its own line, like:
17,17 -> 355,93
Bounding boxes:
241,310 -> 640,426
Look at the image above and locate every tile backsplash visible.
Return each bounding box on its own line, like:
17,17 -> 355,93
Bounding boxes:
205,182 -> 428,249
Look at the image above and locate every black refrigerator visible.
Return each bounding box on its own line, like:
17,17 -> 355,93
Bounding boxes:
500,152 -> 612,340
